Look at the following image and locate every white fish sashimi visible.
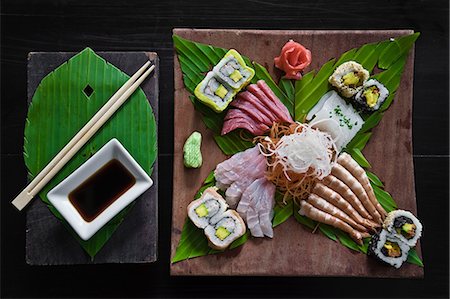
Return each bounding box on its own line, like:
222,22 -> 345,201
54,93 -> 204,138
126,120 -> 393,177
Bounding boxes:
213,146 -> 276,238
307,91 -> 364,150
258,181 -> 276,238
246,206 -> 264,237
214,146 -> 262,186
236,178 -> 264,220
224,157 -> 267,208
237,177 -> 275,238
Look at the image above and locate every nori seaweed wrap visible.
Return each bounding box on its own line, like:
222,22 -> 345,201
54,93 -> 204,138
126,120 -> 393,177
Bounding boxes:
355,79 -> 389,111
368,229 -> 410,268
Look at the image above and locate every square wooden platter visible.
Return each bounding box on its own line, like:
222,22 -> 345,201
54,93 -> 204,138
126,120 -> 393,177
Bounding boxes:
171,29 -> 423,277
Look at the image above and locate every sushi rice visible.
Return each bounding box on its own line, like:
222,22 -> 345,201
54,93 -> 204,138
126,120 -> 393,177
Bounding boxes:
187,187 -> 228,229
204,210 -> 246,250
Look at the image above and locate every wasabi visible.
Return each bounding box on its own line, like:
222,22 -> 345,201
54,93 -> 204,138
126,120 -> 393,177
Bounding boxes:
183,131 -> 203,168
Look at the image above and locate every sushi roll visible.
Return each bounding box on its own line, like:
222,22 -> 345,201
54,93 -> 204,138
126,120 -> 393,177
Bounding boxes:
383,210 -> 422,247
328,61 -> 369,98
213,49 -> 255,90
368,229 -> 410,269
204,210 -> 246,250
355,79 -> 389,111
187,187 -> 228,229
194,72 -> 237,113
194,49 -> 254,113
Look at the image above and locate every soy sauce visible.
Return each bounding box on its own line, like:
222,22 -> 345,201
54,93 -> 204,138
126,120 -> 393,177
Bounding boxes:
68,159 -> 136,222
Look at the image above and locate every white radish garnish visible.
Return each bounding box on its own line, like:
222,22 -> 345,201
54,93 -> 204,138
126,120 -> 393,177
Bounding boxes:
258,122 -> 337,181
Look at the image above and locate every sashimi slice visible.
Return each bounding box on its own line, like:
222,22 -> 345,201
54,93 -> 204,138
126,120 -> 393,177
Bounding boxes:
246,206 -> 264,237
234,91 -> 278,121
247,84 -> 292,123
229,100 -> 272,125
256,80 -> 293,122
307,90 -> 364,150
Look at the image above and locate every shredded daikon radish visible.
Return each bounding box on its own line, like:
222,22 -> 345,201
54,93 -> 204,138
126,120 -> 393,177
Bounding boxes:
258,122 -> 337,180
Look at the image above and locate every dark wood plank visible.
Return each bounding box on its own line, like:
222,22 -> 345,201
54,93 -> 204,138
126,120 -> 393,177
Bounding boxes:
171,29 -> 422,277
25,51 -> 159,264
1,0 -> 448,297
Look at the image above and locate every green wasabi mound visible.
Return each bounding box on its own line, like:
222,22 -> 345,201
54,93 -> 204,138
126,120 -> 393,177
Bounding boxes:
183,131 -> 203,168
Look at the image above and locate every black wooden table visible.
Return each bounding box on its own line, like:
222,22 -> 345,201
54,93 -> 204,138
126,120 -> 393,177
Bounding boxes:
1,0 -> 448,297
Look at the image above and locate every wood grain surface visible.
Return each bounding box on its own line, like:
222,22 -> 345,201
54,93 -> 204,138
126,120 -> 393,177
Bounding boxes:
171,29 -> 423,277
26,51 -> 159,264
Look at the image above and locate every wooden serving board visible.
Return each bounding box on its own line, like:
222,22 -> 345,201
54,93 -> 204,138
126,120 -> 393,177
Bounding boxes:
26,51 -> 159,265
171,29 -> 423,277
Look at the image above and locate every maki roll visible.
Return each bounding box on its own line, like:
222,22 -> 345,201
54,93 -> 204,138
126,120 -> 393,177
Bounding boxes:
204,210 -> 246,250
368,229 -> 410,268
328,61 -> 369,98
187,187 -> 228,229
213,49 -> 255,90
194,72 -> 237,113
194,49 -> 255,113
383,210 -> 422,247
355,79 -> 389,111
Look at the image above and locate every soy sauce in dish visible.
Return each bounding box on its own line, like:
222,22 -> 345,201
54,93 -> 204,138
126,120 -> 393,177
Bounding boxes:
68,159 -> 136,222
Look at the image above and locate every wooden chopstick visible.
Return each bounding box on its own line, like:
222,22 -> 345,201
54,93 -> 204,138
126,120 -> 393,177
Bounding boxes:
12,61 -> 155,211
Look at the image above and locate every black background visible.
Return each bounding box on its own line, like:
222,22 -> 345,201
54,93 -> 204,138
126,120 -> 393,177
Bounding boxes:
1,0 -> 449,298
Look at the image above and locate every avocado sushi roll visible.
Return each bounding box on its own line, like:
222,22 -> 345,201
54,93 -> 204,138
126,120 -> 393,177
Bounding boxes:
368,229 -> 410,268
187,187 -> 228,229
194,49 -> 254,113
383,210 -> 422,247
328,61 -> 369,98
194,72 -> 237,113
213,49 -> 255,90
204,210 -> 246,250
355,79 -> 389,111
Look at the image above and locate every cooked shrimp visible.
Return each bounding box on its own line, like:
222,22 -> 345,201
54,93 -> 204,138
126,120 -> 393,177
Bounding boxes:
312,183 -> 378,231
337,153 -> 387,218
299,201 -> 369,245
321,174 -> 372,220
331,164 -> 382,224
307,193 -> 368,232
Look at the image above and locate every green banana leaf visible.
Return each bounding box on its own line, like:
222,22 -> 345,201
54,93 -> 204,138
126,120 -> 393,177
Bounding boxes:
24,48 -> 157,258
172,34 -> 423,267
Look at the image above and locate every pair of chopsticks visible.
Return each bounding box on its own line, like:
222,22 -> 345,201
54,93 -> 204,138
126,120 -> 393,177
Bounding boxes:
12,61 -> 155,211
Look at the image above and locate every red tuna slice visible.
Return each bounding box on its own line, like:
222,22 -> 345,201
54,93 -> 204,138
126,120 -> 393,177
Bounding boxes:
247,84 -> 292,123
256,80 -> 293,122
225,111 -> 270,133
234,91 -> 278,122
221,116 -> 269,136
229,97 -> 272,125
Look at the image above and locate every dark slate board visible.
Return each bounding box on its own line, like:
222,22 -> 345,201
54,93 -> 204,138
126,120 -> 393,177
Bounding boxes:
25,51 -> 159,265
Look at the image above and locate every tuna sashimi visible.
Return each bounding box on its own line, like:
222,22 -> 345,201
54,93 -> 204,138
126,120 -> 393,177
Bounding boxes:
221,80 -> 294,136
229,98 -> 272,124
256,80 -> 293,122
222,118 -> 268,136
247,84 -> 291,123
234,91 -> 278,120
